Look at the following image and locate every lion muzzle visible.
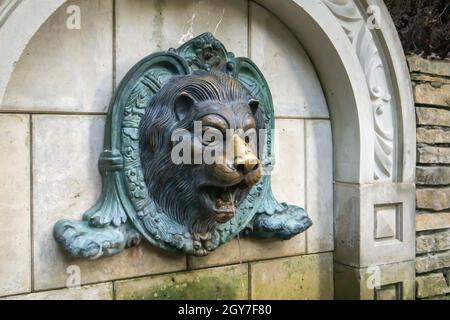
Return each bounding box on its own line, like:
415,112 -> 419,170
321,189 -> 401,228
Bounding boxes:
233,134 -> 261,179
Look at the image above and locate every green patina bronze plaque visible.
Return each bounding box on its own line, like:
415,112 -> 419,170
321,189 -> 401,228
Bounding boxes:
54,33 -> 312,258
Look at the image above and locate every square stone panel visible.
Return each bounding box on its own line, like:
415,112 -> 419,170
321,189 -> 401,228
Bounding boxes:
305,120 -> 333,253
334,261 -> 415,300
334,182 -> 415,267
2,0 -> 113,112
115,0 -> 248,86
271,119 -> 305,207
249,2 -> 329,119
32,115 -> 186,291
374,204 -> 401,242
375,283 -> 402,300
0,114 -> 31,297
250,253 -> 333,300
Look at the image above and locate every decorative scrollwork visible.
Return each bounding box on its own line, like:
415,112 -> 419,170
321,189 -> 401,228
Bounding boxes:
323,0 -> 394,181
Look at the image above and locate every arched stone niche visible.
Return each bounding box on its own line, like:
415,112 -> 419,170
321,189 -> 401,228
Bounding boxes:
0,0 -> 415,299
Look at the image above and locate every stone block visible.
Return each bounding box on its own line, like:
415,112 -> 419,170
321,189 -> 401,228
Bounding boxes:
250,253 -> 333,300
417,128 -> 450,144
2,0 -> 113,112
416,166 -> 450,185
374,283 -> 403,300
416,230 -> 450,254
249,2 -> 329,118
411,74 -> 450,84
416,188 -> 450,211
115,265 -> 248,300
417,145 -> 450,164
32,115 -> 186,291
416,273 -> 450,299
0,114 -> 31,297
408,55 -> 450,78
416,231 -> 450,254
271,119 -> 305,208
305,120 -> 333,253
334,261 -> 415,300
2,283 -> 113,300
334,182 -> 415,267
188,235 -> 306,270
416,212 -> 450,232
416,251 -> 450,273
374,204 -> 400,241
414,83 -> 450,107
416,107 -> 450,127
115,0 -> 248,85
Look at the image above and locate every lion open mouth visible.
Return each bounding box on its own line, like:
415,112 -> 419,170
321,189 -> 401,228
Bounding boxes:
200,184 -> 242,223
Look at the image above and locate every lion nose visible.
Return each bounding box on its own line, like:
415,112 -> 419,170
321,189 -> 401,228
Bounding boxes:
233,135 -> 260,174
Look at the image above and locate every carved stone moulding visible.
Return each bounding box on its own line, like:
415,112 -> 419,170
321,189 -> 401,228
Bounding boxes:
53,33 -> 312,258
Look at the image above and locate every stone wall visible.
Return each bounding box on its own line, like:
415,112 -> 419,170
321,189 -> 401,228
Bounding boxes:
410,55 -> 450,299
0,0 -> 333,300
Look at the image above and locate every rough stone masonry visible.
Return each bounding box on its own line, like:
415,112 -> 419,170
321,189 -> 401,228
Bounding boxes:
410,55 -> 450,299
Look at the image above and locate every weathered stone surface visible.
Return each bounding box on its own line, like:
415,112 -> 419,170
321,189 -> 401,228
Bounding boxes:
417,127 -> 450,144
2,283 -> 113,300
116,0 -> 247,85
416,107 -> 450,127
416,273 -> 450,299
416,166 -> 450,185
32,115 -> 186,291
305,120 -> 333,253
416,188 -> 450,211
0,114 -> 31,297
334,182 -> 416,267
3,0 -> 113,112
414,83 -> 450,107
249,2 -> 329,118
411,74 -> 450,84
271,119 -> 305,208
188,235 -> 306,269
416,230 -> 450,254
250,253 -> 333,300
424,295 -> 450,300
375,284 -> 401,300
408,55 -> 450,78
417,212 -> 450,231
115,265 -> 248,300
416,251 -> 450,273
417,145 -> 450,164
335,261 -> 415,300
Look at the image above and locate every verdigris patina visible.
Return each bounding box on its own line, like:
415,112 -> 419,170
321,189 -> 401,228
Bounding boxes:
53,33 -> 312,258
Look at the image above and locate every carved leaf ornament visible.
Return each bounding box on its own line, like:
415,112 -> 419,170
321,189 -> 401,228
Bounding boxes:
324,0 -> 395,180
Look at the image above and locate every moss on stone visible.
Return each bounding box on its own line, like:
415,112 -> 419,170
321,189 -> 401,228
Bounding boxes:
115,264 -> 248,300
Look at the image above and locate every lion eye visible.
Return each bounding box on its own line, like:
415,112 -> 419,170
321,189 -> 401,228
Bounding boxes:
243,128 -> 257,150
202,127 -> 223,146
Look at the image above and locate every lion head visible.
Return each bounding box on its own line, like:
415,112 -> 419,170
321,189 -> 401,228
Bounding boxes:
139,70 -> 264,239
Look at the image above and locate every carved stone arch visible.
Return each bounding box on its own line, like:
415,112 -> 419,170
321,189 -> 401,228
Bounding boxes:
252,0 -> 416,299
0,0 -> 66,105
1,0 -> 416,299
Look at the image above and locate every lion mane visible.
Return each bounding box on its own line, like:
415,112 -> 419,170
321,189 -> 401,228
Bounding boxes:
139,70 -> 264,231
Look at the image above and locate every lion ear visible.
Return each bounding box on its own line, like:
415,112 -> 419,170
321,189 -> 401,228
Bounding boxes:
175,92 -> 195,121
248,98 -> 259,114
